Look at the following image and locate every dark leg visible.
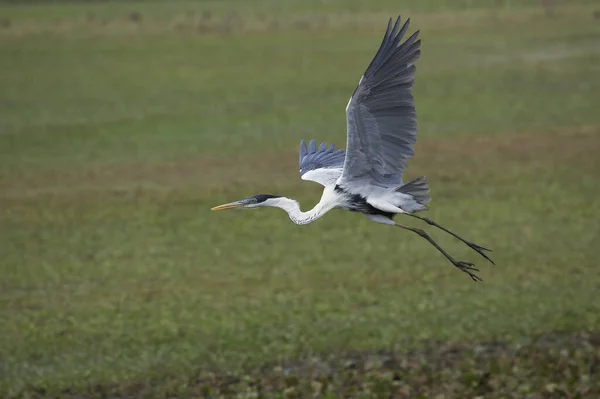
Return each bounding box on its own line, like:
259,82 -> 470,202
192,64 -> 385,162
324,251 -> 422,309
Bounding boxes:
395,223 -> 482,282
405,214 -> 495,265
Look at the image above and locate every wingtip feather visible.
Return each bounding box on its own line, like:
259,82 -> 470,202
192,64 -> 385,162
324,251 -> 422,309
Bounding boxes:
300,139 -> 307,155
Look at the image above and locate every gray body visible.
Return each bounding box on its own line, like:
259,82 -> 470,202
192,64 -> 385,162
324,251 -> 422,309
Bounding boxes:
298,16 -> 428,220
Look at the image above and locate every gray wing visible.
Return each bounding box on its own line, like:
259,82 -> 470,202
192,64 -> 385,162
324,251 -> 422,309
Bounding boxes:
299,139 -> 345,186
339,16 -> 421,189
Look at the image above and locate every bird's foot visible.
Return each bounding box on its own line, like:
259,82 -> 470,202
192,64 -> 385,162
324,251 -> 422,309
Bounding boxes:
454,261 -> 483,282
465,241 -> 495,265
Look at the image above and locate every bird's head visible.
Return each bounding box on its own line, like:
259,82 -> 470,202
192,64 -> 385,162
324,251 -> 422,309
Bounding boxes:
211,194 -> 283,211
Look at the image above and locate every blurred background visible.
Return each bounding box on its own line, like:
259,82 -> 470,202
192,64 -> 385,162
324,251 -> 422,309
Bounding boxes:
1,0 -> 599,397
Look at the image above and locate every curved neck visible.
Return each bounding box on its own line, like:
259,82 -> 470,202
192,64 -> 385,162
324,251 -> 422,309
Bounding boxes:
268,195 -> 334,225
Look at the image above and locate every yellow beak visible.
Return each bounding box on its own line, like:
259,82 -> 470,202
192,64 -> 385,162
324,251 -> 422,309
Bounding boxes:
211,201 -> 245,211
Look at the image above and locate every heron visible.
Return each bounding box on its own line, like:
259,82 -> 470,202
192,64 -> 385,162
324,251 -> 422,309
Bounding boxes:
211,16 -> 494,281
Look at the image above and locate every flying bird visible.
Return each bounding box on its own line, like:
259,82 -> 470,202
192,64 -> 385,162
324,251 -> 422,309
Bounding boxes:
212,16 -> 494,281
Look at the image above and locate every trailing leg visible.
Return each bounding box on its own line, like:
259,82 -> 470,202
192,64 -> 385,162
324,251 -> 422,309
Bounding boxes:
394,223 -> 482,282
405,214 -> 494,265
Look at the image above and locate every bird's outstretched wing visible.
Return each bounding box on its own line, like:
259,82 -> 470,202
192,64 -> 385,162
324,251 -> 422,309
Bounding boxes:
299,139 -> 345,186
339,16 -> 421,188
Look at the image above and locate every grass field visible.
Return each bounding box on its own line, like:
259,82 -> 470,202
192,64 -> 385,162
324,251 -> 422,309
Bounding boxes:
1,0 -> 600,397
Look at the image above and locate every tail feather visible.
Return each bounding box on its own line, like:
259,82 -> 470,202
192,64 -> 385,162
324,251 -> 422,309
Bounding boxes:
396,176 -> 430,212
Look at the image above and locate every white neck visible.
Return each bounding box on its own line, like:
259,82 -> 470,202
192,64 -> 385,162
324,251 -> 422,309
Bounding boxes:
266,187 -> 339,225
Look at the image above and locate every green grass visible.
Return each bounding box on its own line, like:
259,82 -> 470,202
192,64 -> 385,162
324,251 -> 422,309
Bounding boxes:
1,0 -> 600,397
